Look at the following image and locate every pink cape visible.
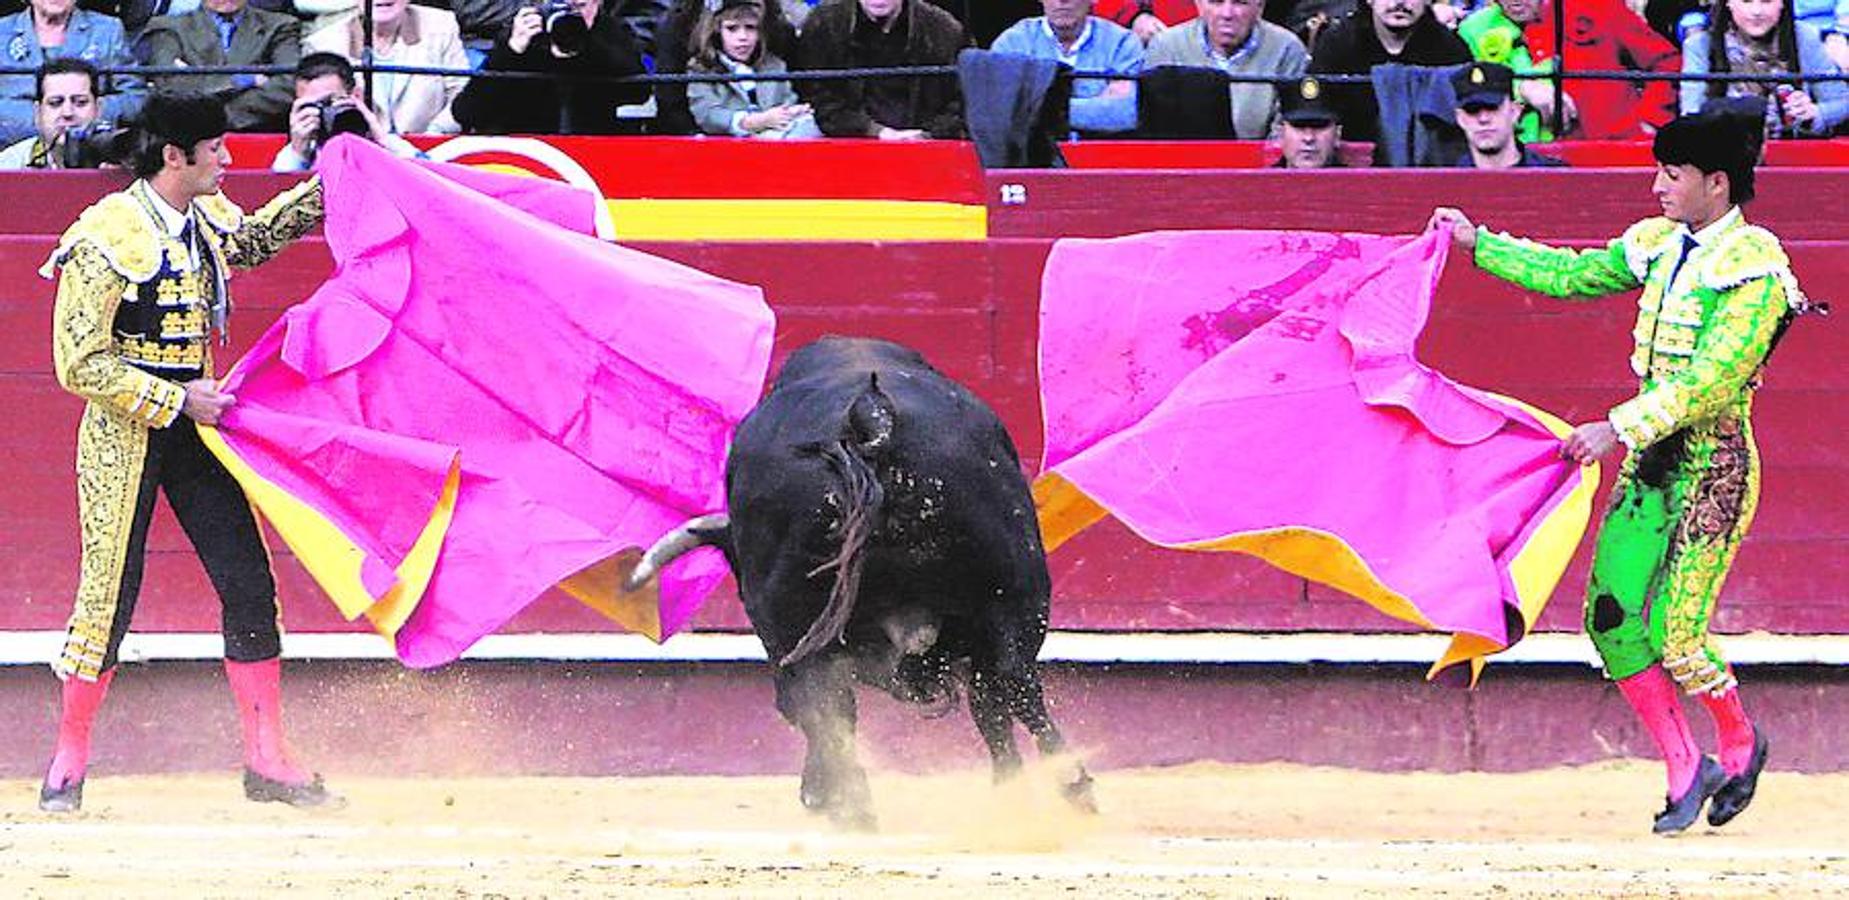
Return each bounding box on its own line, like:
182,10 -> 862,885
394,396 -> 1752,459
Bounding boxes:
1034,229 -> 1597,675
200,137 -> 774,666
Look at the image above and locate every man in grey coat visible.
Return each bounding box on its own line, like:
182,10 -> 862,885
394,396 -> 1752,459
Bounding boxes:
1144,0 -> 1307,139
137,0 -> 299,132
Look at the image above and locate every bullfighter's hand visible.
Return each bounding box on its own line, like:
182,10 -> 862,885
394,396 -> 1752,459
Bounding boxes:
1426,207 -> 1477,251
1561,421 -> 1620,466
181,378 -> 236,426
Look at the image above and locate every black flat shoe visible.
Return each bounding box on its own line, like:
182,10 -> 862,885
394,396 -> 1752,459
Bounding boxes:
243,769 -> 342,809
38,778 -> 83,813
1708,728 -> 1770,828
1653,755 -> 1725,834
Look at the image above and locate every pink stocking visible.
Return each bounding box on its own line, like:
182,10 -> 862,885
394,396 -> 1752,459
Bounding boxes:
1616,666 -> 1700,796
224,658 -> 311,784
1699,684 -> 1757,776
45,669 -> 116,790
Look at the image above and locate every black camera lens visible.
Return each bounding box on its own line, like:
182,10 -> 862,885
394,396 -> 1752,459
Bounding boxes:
542,0 -> 588,56
317,100 -> 370,140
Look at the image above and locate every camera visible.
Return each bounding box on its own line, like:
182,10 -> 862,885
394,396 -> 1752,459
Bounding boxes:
539,0 -> 589,56
309,96 -> 370,142
57,120 -> 124,169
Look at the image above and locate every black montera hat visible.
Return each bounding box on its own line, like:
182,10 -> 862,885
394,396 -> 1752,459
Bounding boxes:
1451,62 -> 1514,110
1653,106 -> 1759,174
139,92 -> 228,150
1279,76 -> 1339,126
1654,104 -> 1760,202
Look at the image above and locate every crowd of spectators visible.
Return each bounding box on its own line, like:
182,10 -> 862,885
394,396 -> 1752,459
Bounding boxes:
0,0 -> 1844,170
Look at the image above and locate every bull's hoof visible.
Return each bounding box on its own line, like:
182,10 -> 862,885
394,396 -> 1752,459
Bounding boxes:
1061,771 -> 1099,815
829,806 -> 879,833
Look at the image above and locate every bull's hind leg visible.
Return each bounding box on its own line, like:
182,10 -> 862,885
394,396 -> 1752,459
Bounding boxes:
774,654 -> 876,831
969,668 -> 1025,779
1001,670 -> 1098,813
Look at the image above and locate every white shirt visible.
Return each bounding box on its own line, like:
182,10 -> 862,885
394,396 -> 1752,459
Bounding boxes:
137,179 -> 201,271
1039,18 -> 1095,68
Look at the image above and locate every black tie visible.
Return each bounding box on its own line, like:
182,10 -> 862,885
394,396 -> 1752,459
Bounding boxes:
1664,233 -> 1698,291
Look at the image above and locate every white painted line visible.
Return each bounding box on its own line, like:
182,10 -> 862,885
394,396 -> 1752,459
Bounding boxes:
0,630 -> 1843,667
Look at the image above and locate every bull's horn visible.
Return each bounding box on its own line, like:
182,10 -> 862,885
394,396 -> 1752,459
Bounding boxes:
624,513 -> 730,590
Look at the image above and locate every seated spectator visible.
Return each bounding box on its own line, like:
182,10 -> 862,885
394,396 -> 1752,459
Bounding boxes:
304,0 -> 469,134
794,0 -> 969,140
1307,0 -> 1472,145
78,0 -> 299,39
1095,0 -> 1197,42
1794,0 -> 1849,69
451,0 -> 649,134
687,0 -> 817,137
1528,0 -> 1679,138
1451,61 -> 1561,167
1272,73 -> 1345,167
1146,0 -> 1306,139
654,0 -> 798,134
0,0 -> 144,145
452,0 -> 669,57
272,51 -> 419,170
138,0 -> 300,132
0,56 -> 107,167
1683,0 -> 1847,137
1457,0 -> 1576,141
991,0 -> 1144,134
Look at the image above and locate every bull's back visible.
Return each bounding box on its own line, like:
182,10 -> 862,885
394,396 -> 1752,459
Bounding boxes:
725,339 -> 1048,615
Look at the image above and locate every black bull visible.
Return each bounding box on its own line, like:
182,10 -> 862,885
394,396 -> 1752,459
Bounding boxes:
630,338 -> 1096,829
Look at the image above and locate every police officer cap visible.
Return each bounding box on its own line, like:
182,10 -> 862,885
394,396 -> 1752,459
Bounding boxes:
1451,63 -> 1514,110
138,92 -> 229,151
1279,77 -> 1339,126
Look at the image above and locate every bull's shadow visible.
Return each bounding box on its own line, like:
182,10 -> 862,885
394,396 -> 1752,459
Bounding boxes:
630,337 -> 1096,830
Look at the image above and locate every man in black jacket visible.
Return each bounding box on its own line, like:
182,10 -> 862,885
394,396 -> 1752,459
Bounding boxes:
1306,0 -> 1470,146
452,0 -> 648,134
795,0 -> 969,139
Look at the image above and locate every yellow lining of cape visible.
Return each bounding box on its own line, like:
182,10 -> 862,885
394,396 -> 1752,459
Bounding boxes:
1034,471 -> 1435,630
558,548 -> 664,642
197,424 -> 458,639
1423,394 -> 1601,678
1033,391 -> 1598,683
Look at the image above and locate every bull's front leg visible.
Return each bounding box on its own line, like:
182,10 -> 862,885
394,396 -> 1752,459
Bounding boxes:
773,653 -> 875,831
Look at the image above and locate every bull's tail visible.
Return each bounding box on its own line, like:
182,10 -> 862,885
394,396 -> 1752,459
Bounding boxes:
783,375 -> 893,668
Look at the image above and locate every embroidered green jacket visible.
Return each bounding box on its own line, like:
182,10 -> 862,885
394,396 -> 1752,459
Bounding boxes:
1473,211 -> 1807,452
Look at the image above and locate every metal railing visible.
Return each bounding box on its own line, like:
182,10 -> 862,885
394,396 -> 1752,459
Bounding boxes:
4,25 -> 1846,137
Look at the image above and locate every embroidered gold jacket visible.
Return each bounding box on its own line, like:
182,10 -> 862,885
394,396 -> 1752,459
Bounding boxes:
1472,214 -> 1808,451
41,178 -> 324,429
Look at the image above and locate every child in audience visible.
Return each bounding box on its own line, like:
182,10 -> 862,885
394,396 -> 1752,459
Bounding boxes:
687,0 -> 818,138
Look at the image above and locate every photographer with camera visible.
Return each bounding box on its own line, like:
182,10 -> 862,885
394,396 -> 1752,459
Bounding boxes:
451,0 -> 649,134
0,58 -> 108,169
272,52 -> 420,172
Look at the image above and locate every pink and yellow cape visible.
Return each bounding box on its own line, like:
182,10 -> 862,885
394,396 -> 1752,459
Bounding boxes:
1034,229 -> 1597,678
200,137 -> 775,666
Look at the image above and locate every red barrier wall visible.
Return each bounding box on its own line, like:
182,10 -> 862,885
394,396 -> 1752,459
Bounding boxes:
1,167 -> 1843,640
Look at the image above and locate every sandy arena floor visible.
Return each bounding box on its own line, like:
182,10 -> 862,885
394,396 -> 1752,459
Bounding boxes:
1,761 -> 1845,898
